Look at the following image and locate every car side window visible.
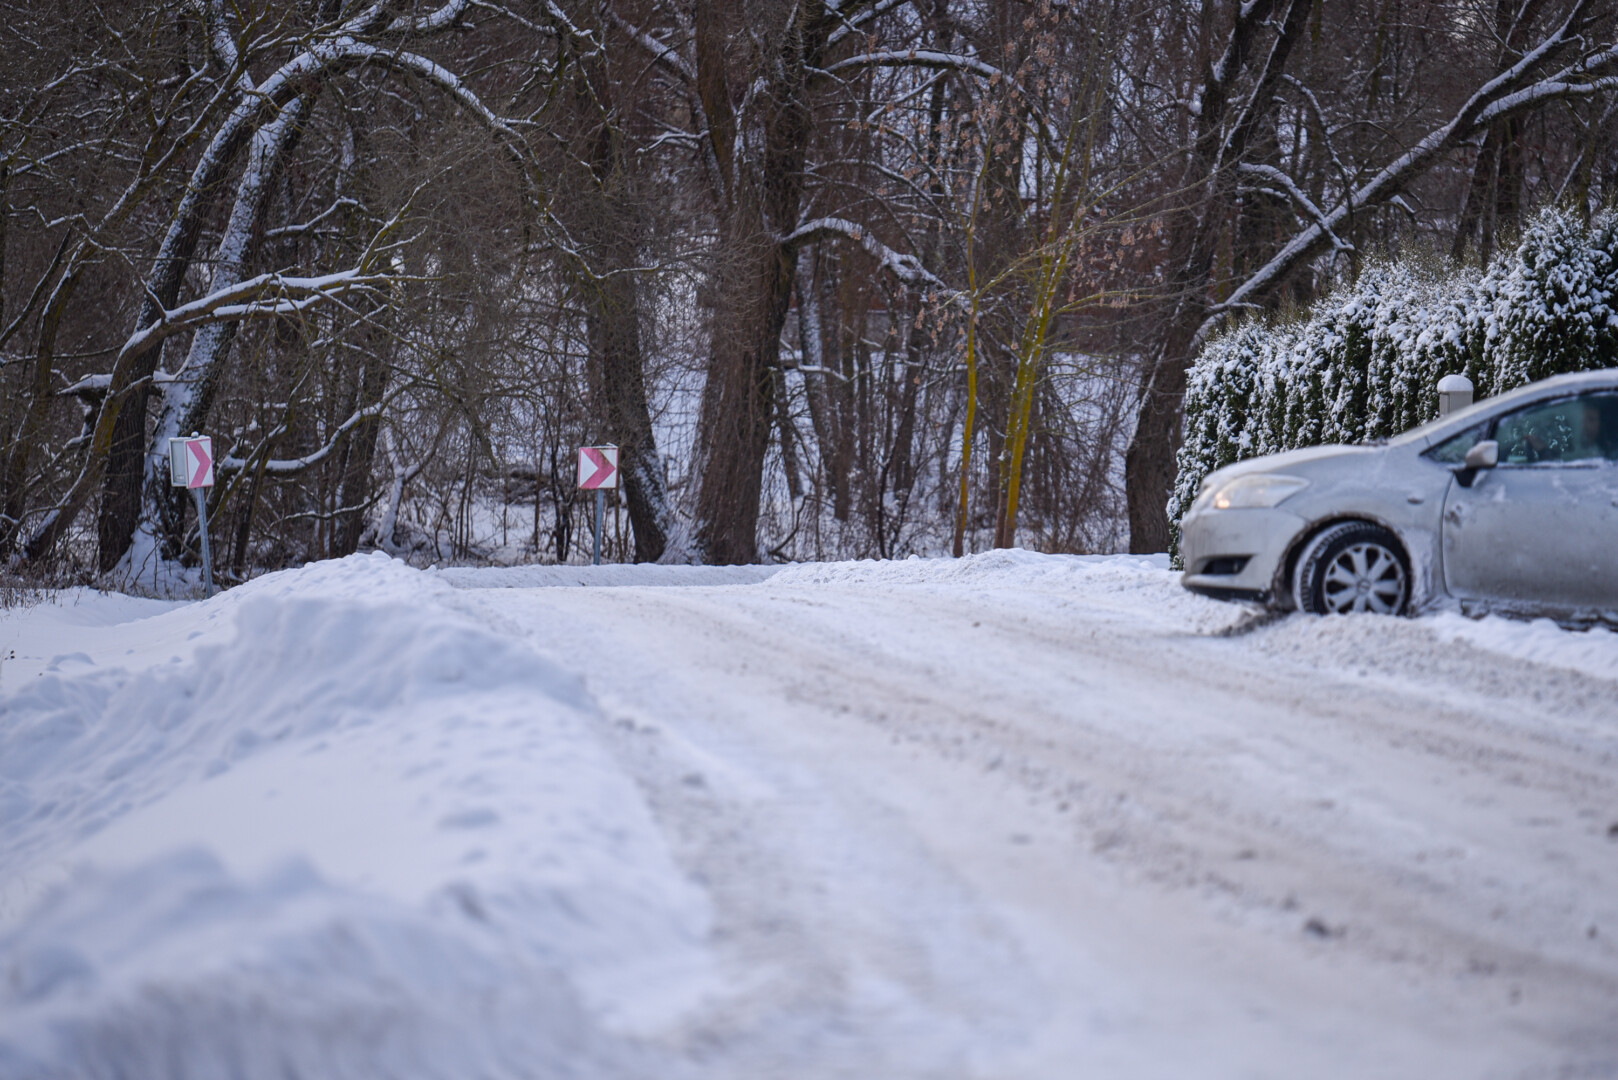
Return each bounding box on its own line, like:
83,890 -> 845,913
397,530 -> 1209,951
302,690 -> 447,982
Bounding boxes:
1491,393 -> 1618,464
1574,392 -> 1618,462
1425,422 -> 1487,464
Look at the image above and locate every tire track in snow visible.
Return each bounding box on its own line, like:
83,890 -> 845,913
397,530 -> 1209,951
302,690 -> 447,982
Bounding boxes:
455,572 -> 1618,1078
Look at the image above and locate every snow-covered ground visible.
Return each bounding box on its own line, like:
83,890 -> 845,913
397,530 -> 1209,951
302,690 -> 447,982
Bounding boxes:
2,552 -> 1615,1078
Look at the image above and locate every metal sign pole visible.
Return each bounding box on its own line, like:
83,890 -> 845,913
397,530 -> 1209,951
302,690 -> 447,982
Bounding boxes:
172,432 -> 217,599
593,487 -> 604,566
577,444 -> 618,567
193,486 -> 215,598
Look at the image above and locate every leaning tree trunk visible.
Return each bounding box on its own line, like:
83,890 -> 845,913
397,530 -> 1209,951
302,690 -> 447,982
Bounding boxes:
122,98 -> 312,585
80,1 -> 501,574
94,90 -> 271,572
22,3 -> 527,568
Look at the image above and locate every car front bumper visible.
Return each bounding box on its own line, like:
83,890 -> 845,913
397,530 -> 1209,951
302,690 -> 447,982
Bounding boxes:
1179,506 -> 1308,602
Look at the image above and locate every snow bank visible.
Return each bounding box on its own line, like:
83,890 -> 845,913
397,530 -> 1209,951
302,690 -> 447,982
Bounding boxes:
1,589 -> 177,630
0,590 -> 181,685
770,549 -> 1251,633
432,562 -> 781,589
769,547 -> 1173,587
0,553 -> 713,1078
0,851 -> 625,1080
1201,597 -> 1618,699
1423,611 -> 1618,684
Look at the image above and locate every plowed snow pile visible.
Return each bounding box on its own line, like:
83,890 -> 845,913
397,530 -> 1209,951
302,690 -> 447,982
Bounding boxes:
2,551 -> 1615,1079
1,556 -> 711,1078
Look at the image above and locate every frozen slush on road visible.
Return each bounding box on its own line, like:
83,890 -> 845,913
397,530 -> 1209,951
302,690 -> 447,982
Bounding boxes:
1,551 -> 1616,1078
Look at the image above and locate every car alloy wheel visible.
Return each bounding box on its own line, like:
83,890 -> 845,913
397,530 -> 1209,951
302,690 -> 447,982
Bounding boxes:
1293,521 -> 1410,616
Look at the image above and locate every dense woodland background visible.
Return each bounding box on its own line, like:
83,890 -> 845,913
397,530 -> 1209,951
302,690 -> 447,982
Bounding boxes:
3,0 -> 1617,589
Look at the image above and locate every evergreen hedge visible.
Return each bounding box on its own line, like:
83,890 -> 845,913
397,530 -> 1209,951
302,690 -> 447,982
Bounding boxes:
1169,206 -> 1618,558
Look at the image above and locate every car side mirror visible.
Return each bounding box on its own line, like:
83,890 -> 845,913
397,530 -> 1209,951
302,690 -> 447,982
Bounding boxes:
1463,440 -> 1498,469
1456,439 -> 1498,488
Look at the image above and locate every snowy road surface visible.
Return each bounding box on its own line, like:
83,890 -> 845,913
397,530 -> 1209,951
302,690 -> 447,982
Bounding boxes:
2,552 -> 1616,1079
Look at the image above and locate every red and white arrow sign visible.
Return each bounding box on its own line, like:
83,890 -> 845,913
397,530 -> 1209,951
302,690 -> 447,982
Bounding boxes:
169,436 -> 215,489
577,445 -> 619,490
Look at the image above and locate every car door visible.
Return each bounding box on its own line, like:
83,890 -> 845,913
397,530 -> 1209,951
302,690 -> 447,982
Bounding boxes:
1442,390 -> 1618,616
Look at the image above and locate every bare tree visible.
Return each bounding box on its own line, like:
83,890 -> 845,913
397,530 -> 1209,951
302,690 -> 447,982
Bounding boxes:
4,0 -> 1614,583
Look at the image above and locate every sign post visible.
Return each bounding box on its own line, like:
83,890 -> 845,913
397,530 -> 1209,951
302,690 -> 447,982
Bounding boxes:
576,445 -> 619,566
169,433 -> 216,597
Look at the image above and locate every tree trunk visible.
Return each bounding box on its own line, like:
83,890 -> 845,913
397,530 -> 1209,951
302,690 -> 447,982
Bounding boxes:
2,247 -> 70,558
891,311 -> 922,501
93,110 -> 264,572
1490,116 -> 1524,259
569,22 -> 672,563
830,314 -> 857,523
774,365 -> 804,502
1123,0 -> 1298,553
96,397 -> 150,573
1124,329 -> 1198,554
693,202 -> 792,563
796,250 -> 853,522
330,352 -> 388,557
588,268 -> 671,561
690,0 -> 828,564
230,456 -> 267,575
1451,125 -> 1501,264
797,249 -> 847,519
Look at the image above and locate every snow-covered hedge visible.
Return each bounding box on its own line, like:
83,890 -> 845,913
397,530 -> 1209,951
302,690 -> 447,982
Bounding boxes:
1170,206 -> 1618,556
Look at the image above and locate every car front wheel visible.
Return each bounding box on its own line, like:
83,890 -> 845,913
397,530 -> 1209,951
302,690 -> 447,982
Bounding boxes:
1292,521 -> 1410,616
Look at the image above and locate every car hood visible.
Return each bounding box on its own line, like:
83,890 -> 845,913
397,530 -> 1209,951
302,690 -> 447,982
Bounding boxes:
1205,443 -> 1380,485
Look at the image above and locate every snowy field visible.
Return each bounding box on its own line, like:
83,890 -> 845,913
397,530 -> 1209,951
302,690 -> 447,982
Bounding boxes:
2,552 -> 1616,1079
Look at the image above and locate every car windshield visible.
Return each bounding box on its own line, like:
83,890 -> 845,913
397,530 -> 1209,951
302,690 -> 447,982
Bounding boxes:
1386,395 -> 1499,447
1424,421 -> 1488,464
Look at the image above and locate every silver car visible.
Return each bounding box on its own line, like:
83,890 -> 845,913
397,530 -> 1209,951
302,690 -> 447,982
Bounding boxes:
1179,369 -> 1618,621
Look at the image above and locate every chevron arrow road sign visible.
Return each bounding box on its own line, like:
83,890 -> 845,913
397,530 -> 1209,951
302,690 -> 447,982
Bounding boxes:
169,435 -> 215,489
577,445 -> 619,490
168,434 -> 218,597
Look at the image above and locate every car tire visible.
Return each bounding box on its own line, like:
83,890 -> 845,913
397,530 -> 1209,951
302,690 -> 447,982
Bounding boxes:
1292,521 -> 1410,616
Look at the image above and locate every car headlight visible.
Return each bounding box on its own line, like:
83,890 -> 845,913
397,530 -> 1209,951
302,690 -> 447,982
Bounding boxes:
1203,473 -> 1308,510
1189,477 -> 1220,514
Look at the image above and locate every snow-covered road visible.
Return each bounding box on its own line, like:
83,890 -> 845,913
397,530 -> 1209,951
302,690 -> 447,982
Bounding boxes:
2,552 -> 1615,1078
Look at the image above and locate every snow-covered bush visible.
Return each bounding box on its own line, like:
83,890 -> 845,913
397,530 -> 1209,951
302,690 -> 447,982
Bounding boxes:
1170,206 -> 1618,557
